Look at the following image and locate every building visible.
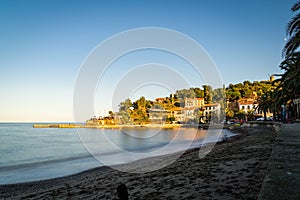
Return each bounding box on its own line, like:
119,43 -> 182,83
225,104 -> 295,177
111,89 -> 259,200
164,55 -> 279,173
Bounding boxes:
182,98 -> 204,122
203,103 -> 221,117
148,107 -> 168,123
183,107 -> 200,122
293,98 -> 300,120
237,98 -> 258,113
170,107 -> 184,123
86,116 -> 115,126
150,97 -> 222,124
185,98 -> 204,107
155,97 -> 166,103
182,98 -> 222,123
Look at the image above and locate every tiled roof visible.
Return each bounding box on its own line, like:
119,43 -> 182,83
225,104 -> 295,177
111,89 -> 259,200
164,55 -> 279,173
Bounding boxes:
203,103 -> 219,107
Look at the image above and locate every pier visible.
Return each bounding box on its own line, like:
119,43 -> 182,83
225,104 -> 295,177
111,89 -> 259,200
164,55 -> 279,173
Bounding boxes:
33,124 -> 119,129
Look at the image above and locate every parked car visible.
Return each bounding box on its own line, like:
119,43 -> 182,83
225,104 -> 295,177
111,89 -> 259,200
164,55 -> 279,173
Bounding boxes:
256,117 -> 265,121
256,117 -> 273,121
228,119 -> 243,124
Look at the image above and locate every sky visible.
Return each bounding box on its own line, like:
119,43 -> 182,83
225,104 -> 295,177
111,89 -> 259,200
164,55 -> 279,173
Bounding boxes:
0,0 -> 297,122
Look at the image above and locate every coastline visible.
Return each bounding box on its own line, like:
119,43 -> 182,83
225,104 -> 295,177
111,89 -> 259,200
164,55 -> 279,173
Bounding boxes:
32,123 -> 225,129
0,126 -> 277,199
32,121 -> 280,130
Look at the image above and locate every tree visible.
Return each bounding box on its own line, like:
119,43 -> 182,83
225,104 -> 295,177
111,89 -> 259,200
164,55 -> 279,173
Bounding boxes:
283,1 -> 300,58
247,110 -> 255,121
175,88 -> 196,100
194,87 -> 204,98
277,52 -> 300,99
243,80 -> 252,86
274,52 -> 300,119
225,108 -> 234,119
226,90 -> 241,102
118,98 -> 133,124
131,96 -> 152,124
274,1 -> 300,120
257,91 -> 275,121
203,85 -> 212,104
235,110 -> 247,120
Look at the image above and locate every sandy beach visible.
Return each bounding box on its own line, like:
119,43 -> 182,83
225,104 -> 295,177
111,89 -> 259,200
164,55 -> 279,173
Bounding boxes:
0,126 -> 277,200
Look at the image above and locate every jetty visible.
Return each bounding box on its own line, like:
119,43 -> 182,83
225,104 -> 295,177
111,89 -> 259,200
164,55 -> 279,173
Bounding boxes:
32,123 -> 231,129
33,124 -> 119,129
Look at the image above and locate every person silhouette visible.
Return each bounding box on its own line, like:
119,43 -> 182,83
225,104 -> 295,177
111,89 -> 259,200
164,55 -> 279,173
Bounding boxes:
117,183 -> 129,200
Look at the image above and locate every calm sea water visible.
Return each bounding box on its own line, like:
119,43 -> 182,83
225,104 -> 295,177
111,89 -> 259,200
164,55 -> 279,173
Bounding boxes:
0,123 -> 235,184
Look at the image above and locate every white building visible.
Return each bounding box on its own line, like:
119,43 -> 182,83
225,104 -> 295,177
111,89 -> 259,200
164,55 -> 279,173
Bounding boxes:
183,98 -> 204,122
185,98 -> 204,107
203,103 -> 221,117
238,98 -> 258,113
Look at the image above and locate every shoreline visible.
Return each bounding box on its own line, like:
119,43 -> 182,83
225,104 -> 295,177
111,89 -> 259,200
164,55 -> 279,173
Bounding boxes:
32,121 -> 280,130
0,126 -> 277,199
32,123 -> 201,129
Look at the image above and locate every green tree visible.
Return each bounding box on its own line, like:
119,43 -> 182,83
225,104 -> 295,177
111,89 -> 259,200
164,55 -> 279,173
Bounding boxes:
257,91 -> 275,121
118,98 -> 133,124
203,85 -> 212,104
131,96 -> 152,124
225,108 -> 234,119
235,110 -> 247,120
175,88 -> 196,100
194,87 -> 204,98
247,110 -> 255,121
226,91 -> 241,102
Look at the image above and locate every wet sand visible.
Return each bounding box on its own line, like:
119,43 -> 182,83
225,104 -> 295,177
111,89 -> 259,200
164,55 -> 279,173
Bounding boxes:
0,126 -> 277,199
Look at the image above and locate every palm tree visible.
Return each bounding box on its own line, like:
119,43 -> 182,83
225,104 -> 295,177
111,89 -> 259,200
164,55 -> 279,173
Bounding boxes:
274,52 -> 300,119
283,1 -> 300,58
276,52 -> 300,101
276,1 -> 300,120
257,91 -> 275,121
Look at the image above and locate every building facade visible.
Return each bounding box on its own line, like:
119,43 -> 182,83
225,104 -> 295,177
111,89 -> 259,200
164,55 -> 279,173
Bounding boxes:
293,98 -> 300,120
203,103 -> 221,117
237,98 -> 258,113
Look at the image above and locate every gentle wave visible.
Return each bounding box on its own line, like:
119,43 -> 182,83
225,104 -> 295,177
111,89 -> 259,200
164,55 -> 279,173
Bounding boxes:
0,153 -> 92,172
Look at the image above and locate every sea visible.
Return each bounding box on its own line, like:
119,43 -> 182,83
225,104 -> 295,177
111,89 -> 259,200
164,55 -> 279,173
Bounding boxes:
0,123 -> 236,185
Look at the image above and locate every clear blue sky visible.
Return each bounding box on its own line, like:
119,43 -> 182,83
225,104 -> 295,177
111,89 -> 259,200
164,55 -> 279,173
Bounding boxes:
0,0 -> 297,122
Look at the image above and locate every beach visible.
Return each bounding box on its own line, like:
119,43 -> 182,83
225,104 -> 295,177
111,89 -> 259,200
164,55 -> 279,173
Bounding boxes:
0,126 -> 277,199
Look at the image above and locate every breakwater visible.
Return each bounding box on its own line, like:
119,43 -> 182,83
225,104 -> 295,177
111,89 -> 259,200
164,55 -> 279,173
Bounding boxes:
33,124 -> 119,129
32,123 -> 230,129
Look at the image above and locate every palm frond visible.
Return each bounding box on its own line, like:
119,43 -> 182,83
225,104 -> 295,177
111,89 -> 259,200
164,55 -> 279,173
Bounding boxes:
283,35 -> 300,58
286,13 -> 300,36
292,1 -> 300,12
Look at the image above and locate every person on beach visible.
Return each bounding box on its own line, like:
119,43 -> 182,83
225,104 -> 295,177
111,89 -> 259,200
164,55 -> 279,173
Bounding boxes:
117,184 -> 129,200
282,105 -> 286,124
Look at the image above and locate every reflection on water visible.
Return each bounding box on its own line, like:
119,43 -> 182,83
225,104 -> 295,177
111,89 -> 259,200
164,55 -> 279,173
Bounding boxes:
78,128 -> 207,154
